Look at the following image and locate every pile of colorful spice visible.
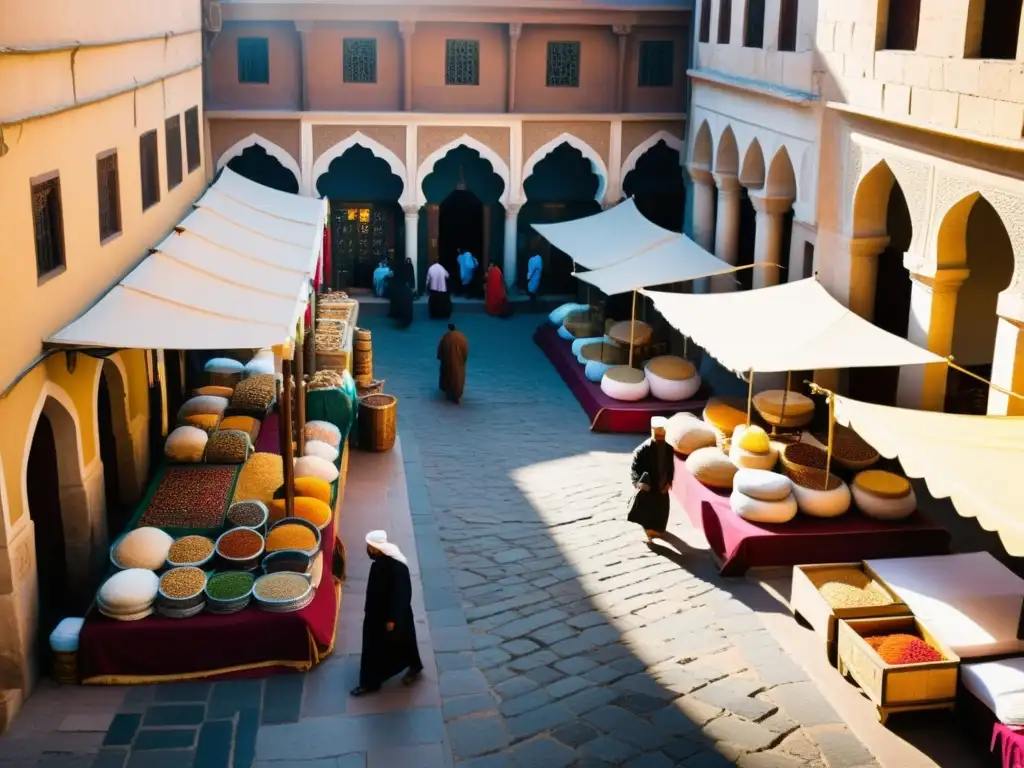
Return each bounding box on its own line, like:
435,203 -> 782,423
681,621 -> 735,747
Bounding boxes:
167,536 -> 215,566
217,528 -> 264,561
159,567 -> 207,599
807,567 -> 895,609
309,370 -> 344,391
266,523 -> 318,553
865,633 -> 944,665
232,453 -> 284,505
226,501 -> 267,528
254,572 -> 310,601
206,571 -> 255,601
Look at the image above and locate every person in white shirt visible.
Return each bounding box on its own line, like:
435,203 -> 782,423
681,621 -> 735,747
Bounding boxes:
426,261 -> 452,320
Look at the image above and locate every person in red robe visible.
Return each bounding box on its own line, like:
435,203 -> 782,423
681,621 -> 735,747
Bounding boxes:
484,264 -> 514,319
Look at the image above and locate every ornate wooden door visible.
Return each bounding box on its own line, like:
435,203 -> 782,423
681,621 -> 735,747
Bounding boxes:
331,204 -> 395,289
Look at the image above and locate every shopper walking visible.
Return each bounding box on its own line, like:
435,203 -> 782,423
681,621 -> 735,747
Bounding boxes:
627,416 -> 675,543
437,323 -> 469,404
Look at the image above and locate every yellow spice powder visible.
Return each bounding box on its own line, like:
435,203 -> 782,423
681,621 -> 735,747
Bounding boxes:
266,524 -> 317,552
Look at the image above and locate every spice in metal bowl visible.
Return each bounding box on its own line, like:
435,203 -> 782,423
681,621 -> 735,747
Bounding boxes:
813,425 -> 879,463
255,572 -> 309,601
218,528 -> 263,559
206,571 -> 255,601
168,536 -> 214,564
783,442 -> 829,470
266,524 -> 317,553
160,567 -> 206,598
227,502 -> 266,528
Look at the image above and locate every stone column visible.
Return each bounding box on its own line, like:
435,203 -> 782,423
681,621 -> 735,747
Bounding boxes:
687,164 -> 716,253
988,316 -> 1024,416
844,235 -> 891,319
400,22 -> 416,111
711,173 -> 741,292
404,204 -> 420,293
295,22 -> 312,110
507,24 -> 522,112
613,25 -> 632,113
897,268 -> 970,411
748,193 -> 794,290
504,204 -> 521,290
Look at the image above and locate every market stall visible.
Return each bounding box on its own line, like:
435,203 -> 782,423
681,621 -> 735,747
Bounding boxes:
44,172 -> 363,683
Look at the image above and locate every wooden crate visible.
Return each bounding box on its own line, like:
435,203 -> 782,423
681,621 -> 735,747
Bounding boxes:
791,563 -> 908,664
316,349 -> 351,374
837,615 -> 959,725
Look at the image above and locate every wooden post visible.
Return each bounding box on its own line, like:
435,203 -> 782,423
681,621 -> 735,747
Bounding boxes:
282,359 -> 296,518
178,350 -> 187,397
276,379 -> 286,458
156,350 -> 168,438
628,290 -> 637,367
295,324 -> 307,457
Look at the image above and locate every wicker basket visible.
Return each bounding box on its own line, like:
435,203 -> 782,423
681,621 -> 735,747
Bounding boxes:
209,371 -> 242,389
353,338 -> 372,353
316,350 -> 351,375
53,651 -> 77,684
355,328 -> 372,343
359,394 -> 397,452
357,379 -> 385,397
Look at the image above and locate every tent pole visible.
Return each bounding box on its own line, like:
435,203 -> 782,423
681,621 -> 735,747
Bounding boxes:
773,371 -> 792,437
156,350 -> 168,438
745,370 -> 754,426
178,350 -> 186,397
282,358 -> 296,519
295,323 -> 307,457
628,290 -> 637,368
823,392 -> 835,490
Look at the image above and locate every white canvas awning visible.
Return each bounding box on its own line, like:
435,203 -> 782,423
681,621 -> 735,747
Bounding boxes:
833,394 -> 1024,556
573,235 -> 734,295
531,198 -> 677,270
47,174 -> 323,351
642,278 -> 946,373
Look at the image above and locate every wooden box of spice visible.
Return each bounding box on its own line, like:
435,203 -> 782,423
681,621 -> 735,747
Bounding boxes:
791,563 -> 909,663
837,615 -> 959,725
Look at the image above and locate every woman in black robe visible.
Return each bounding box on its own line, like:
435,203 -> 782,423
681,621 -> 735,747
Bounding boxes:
389,259 -> 415,328
627,416 -> 675,543
351,530 -> 423,696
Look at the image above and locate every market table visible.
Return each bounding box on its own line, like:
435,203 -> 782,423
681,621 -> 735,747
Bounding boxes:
671,454 -> 951,576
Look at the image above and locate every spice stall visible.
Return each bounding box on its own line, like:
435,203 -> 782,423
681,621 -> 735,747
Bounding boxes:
43,170 -> 361,682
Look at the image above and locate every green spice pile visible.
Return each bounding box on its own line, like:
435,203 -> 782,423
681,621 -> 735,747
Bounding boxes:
254,572 -> 309,601
160,567 -> 206,599
206,571 -> 255,601
168,536 -> 214,565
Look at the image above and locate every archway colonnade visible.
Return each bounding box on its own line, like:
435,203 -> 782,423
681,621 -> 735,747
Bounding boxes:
213,125 -> 687,293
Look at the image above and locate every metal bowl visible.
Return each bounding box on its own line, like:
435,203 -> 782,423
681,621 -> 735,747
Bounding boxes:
215,528 -> 266,570
157,567 -> 208,611
165,537 -> 216,571
252,571 -> 313,611
261,549 -> 312,576
266,517 -> 321,558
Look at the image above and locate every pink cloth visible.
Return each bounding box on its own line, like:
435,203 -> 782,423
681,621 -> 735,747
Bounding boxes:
426,263 -> 449,292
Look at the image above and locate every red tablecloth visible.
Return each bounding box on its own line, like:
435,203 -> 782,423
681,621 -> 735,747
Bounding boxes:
533,323 -> 706,433
671,454 -> 951,576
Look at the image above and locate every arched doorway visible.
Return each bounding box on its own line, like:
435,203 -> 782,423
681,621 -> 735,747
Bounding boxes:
226,145 -> 300,194
623,140 -> 686,232
148,351 -> 183,482
28,414 -> 67,669
422,145 -> 506,296
522,143 -> 602,297
97,360 -> 132,541
944,196 -> 1015,414
318,145 -> 405,291
849,165 -> 913,405
737,140 -> 766,292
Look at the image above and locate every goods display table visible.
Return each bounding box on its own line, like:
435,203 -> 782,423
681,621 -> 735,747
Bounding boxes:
533,323 -> 706,433
671,455 -> 951,576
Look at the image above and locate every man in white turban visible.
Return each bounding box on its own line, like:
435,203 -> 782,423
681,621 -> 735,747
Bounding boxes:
350,530 -> 423,696
627,416 -> 675,543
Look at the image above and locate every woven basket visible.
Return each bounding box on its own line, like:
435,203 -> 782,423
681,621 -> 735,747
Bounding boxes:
564,310 -> 599,339
357,379 -> 385,397
581,342 -> 625,365
209,371 -> 242,389
53,651 -> 77,684
316,350 -> 351,375
355,328 -> 372,343
359,394 -> 397,452
354,339 -> 372,353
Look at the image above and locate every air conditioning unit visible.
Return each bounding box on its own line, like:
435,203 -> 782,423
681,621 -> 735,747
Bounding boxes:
205,1 -> 222,33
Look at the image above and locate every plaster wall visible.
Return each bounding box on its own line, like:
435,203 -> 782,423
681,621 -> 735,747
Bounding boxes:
207,21 -> 302,111
305,23 -> 403,112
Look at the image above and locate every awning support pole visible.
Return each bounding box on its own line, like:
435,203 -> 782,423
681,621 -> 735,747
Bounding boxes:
178,350 -> 187,397
745,370 -> 754,427
772,371 -> 792,438
156,350 -> 168,438
282,358 -> 296,518
823,391 -> 835,490
295,321 -> 307,457
628,290 -> 637,368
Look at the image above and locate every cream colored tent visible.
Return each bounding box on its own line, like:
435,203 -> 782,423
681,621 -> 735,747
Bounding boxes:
573,235 -> 735,295
531,198 -> 677,270
833,394 -> 1024,556
641,278 -> 945,373
47,172 -> 325,351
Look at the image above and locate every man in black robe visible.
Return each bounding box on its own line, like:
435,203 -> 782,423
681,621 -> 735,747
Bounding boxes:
627,416 -> 675,543
350,530 -> 423,696
437,324 -> 469,404
389,259 -> 415,329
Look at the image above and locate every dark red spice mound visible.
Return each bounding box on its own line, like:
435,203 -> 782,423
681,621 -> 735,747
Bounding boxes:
865,633 -> 944,665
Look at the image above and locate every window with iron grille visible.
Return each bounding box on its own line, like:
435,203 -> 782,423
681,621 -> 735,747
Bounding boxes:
445,39 -> 479,86
546,41 -> 580,87
31,175 -> 66,280
638,41 -> 674,87
185,106 -> 201,173
140,129 -> 161,211
96,151 -> 121,242
237,37 -> 270,83
165,115 -> 183,190
343,38 -> 377,83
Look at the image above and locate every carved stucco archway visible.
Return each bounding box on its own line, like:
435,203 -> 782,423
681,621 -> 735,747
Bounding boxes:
620,130 -> 685,183
714,126 -> 739,176
740,139 -> 765,189
312,131 -> 411,206
92,355 -> 136,518
417,134 -> 511,208
521,133 -> 608,203
215,134 -> 302,183
691,121 -> 713,168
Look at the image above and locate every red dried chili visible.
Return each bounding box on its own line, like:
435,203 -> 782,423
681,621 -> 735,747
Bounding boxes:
865,633 -> 943,665
218,528 -> 263,559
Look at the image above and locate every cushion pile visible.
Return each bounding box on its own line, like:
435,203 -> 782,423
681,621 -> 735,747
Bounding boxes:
730,469 -> 797,523
852,469 -> 916,520
645,356 -> 701,402
113,527 -> 174,571
686,447 -> 738,490
729,425 -> 779,471
165,426 -> 208,463
664,413 -> 716,456
600,366 -> 650,402
98,569 -> 160,620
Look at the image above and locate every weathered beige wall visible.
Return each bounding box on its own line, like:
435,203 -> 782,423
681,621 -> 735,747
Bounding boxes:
207,21 -> 302,111
2,0 -> 198,48
209,118 -> 302,170
625,26 -> 691,114
306,23 -> 403,112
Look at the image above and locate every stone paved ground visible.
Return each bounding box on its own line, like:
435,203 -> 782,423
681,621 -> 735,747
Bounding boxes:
364,310 -> 881,768
0,306 -> 887,767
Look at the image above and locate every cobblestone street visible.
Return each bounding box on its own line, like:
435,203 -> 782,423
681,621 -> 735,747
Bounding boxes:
0,308 -> 891,767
